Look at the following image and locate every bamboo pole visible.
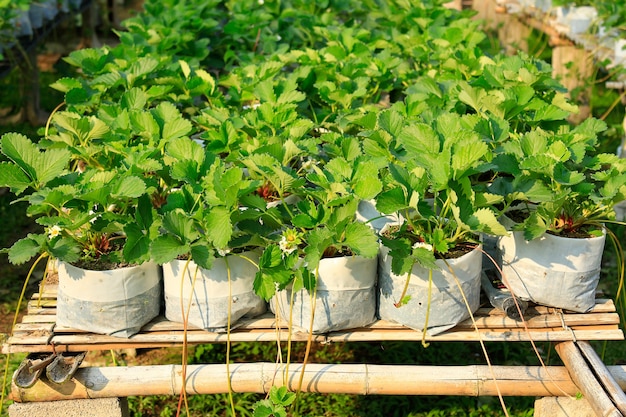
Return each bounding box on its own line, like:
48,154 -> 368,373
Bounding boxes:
576,341 -> 626,415
9,362 -> 605,403
555,342 -> 623,417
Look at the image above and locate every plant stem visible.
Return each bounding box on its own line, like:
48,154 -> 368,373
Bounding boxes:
421,268 -> 432,348
225,257 -> 237,417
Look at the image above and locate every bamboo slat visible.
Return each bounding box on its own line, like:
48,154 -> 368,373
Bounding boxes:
555,342 -> 623,417
576,341 -> 626,415
3,288 -> 624,354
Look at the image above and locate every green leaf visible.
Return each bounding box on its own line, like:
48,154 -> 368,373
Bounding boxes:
130,111 -> 159,140
179,60 -> 191,79
195,69 -> 216,93
0,162 -> 31,194
163,118 -> 193,141
376,188 -> 408,214
123,223 -> 150,263
353,160 -> 383,200
162,210 -> 198,241
269,386 -> 296,407
166,136 -> 205,166
258,245 -> 283,269
253,403 -> 274,417
50,77 -> 82,93
151,235 -> 189,264
127,57 -> 159,86
136,194 -> 154,230
1,133 -> 71,188
458,83 -> 487,113
255,79 -> 277,104
170,160 -> 200,184
190,244 -> 213,270
378,109 -> 404,137
253,271 -> 276,301
451,138 -> 488,179
466,208 -> 508,236
206,206 -> 232,249
48,236 -> 81,263
65,88 -> 89,105
532,104 -> 570,122
398,123 -> 439,156
342,222 -> 378,258
411,247 -> 439,270
7,236 -> 42,265
553,164 -> 584,185
112,176 -> 146,198
121,88 -> 148,110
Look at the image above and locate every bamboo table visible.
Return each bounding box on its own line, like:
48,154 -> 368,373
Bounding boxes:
3,284 -> 626,416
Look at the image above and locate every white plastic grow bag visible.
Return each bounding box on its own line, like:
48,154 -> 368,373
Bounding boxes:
56,261 -> 162,338
498,229 -> 606,313
271,255 -> 378,334
378,246 -> 482,336
162,251 -> 266,332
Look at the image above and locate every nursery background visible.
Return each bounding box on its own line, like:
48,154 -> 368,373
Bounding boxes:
1,0 -> 626,416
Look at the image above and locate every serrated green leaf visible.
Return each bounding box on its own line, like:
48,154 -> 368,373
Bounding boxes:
127,57 -> 159,86
123,223 -> 149,263
163,118 -> 192,141
151,235 -> 189,264
206,206 -> 232,249
0,162 -> 31,194
121,88 -> 148,110
532,104 -> 570,122
451,138 -> 488,179
130,111 -> 159,140
270,386 -> 296,407
190,244 -> 213,270
195,69 -> 215,93
342,222 -> 378,258
255,79 -> 276,104
468,208 -> 508,235
252,403 -> 274,417
1,132 -> 71,188
7,236 -> 42,265
112,176 -> 146,198
458,83 -> 487,113
411,247 -> 439,270
398,123 -> 439,155
49,77 -> 82,93
65,88 -> 89,105
376,188 -> 408,214
179,60 -> 191,79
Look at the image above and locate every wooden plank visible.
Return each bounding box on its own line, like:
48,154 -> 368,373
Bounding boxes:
6,287 -> 623,355
20,315 -> 56,324
4,326 -> 622,354
27,300 -> 57,312
11,323 -> 55,333
5,328 -> 623,354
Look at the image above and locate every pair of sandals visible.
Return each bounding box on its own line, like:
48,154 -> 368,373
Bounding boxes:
13,351 -> 86,388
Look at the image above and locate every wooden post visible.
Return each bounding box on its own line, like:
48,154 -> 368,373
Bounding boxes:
444,0 -> 462,10
498,15 -> 532,55
472,0 -> 506,31
552,45 -> 594,123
